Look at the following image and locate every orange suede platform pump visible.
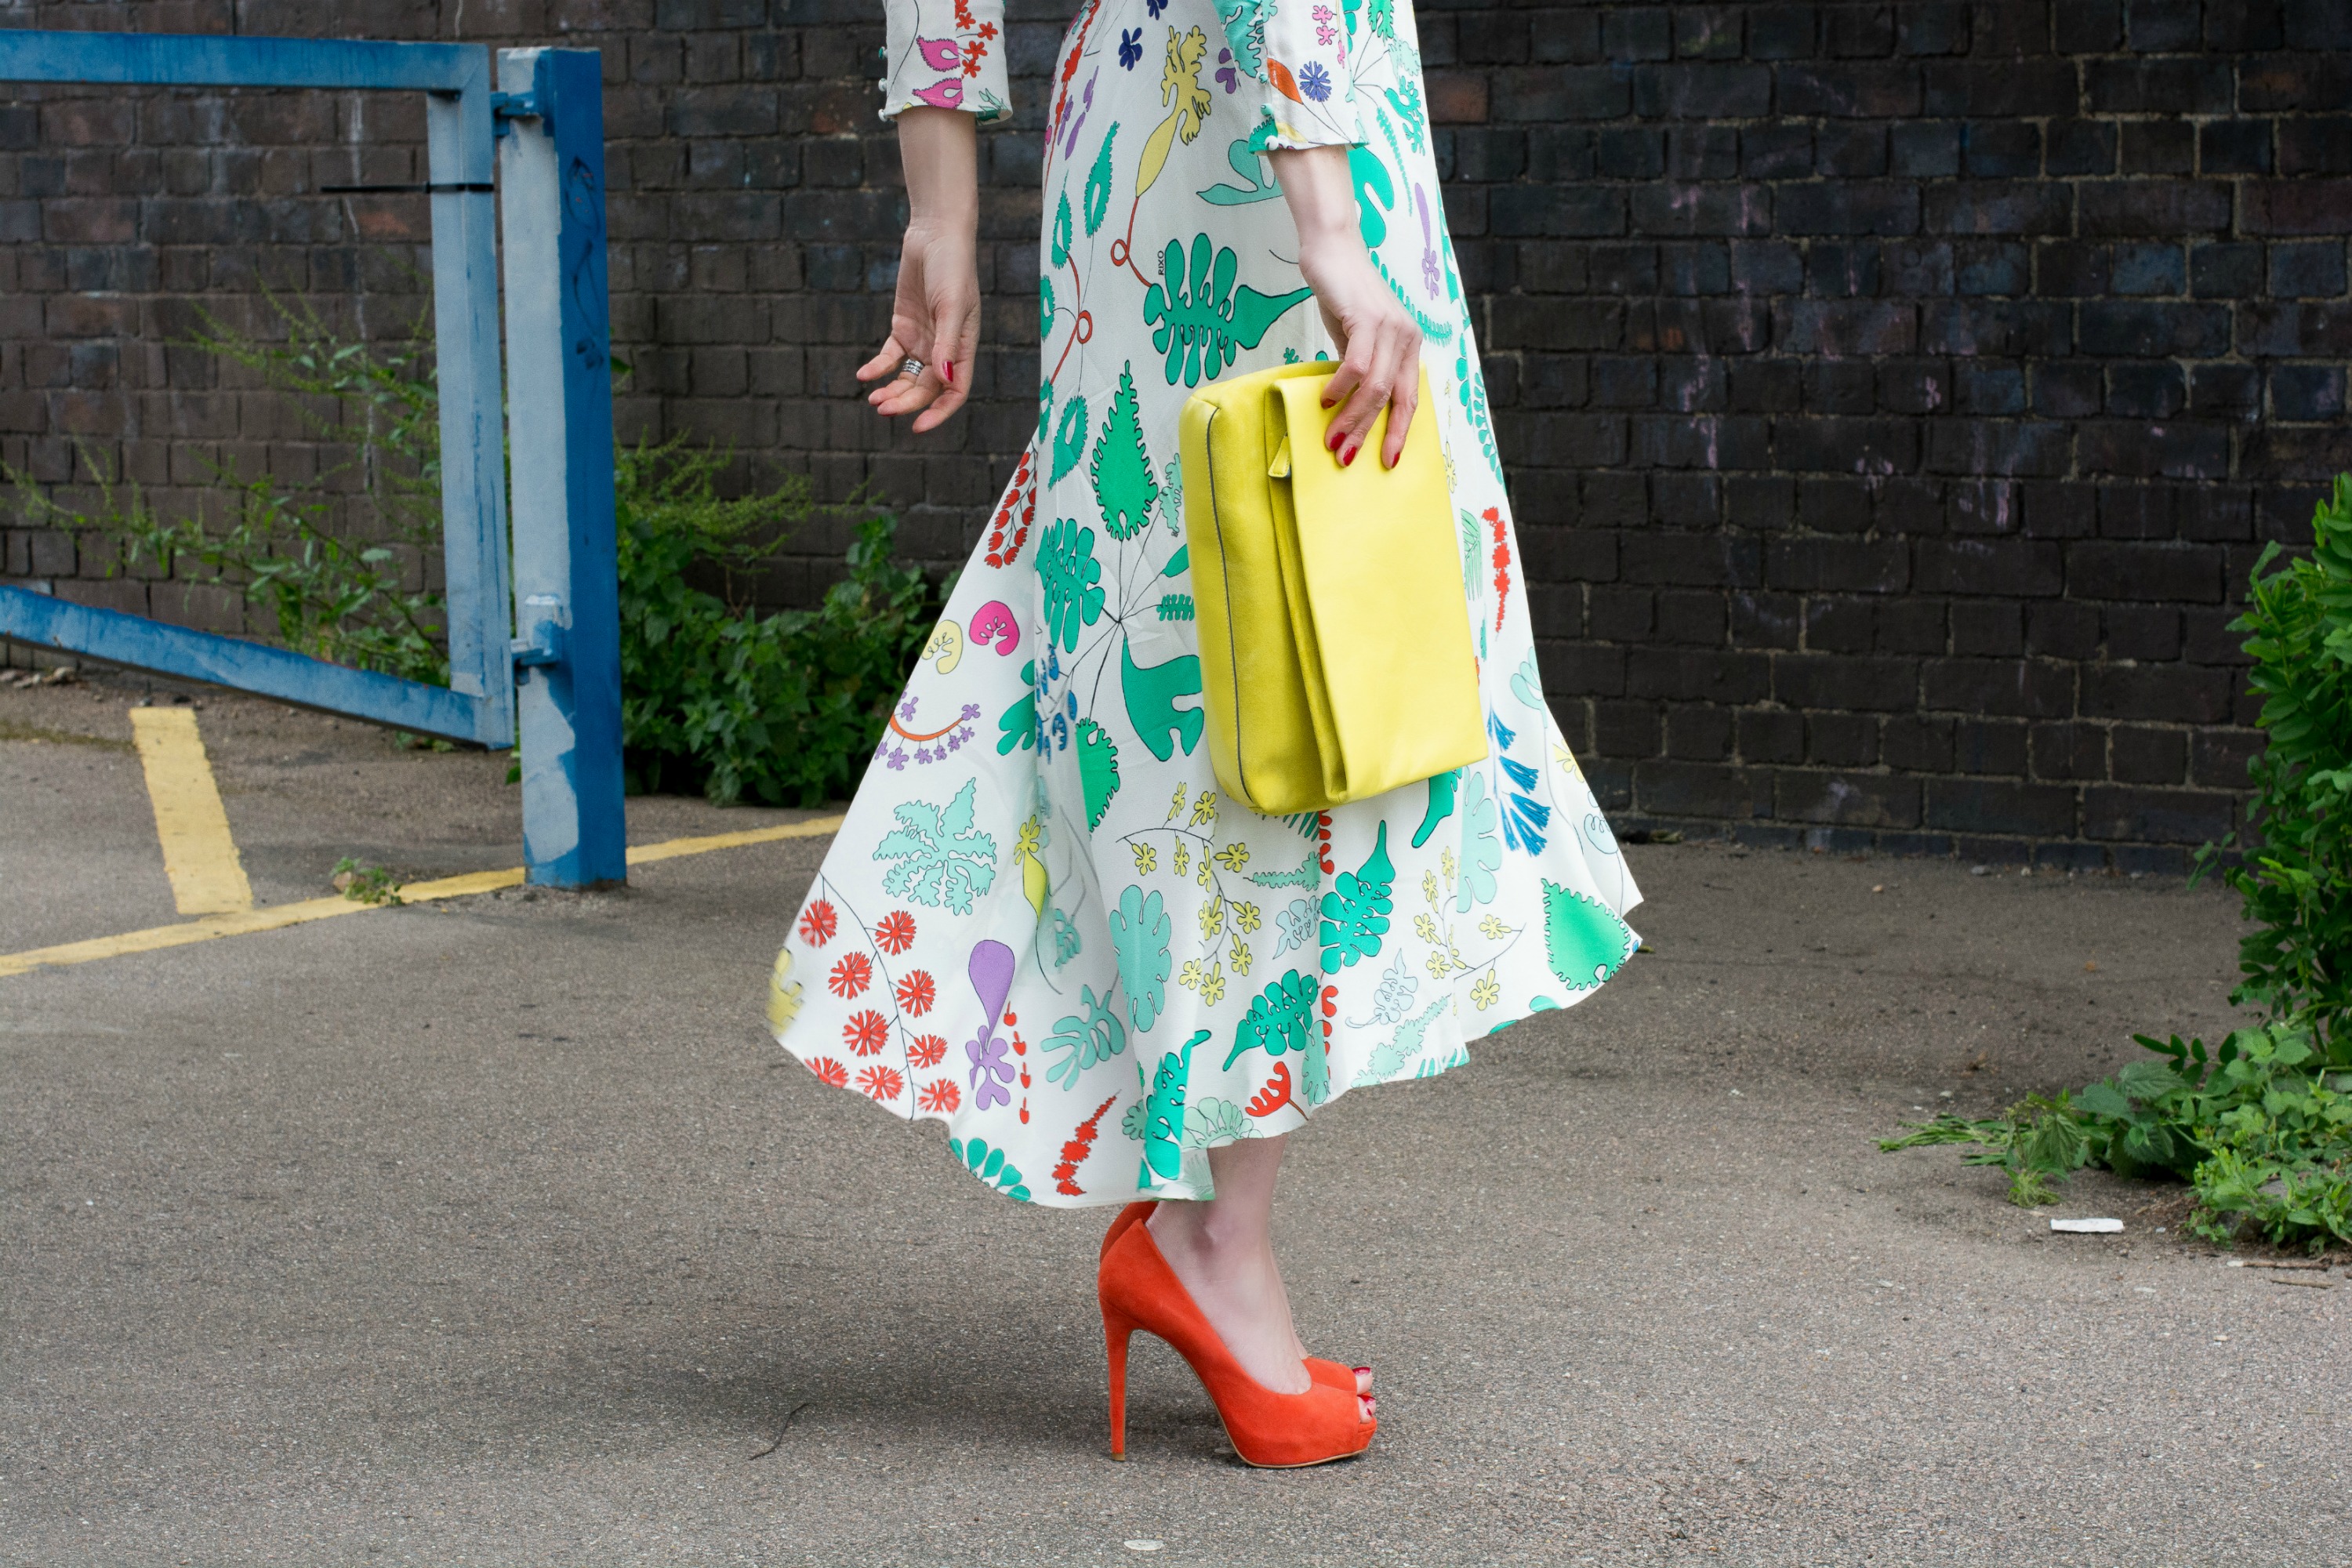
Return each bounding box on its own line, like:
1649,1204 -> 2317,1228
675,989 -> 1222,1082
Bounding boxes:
1098,1216 -> 1376,1467
1101,1202 -> 1369,1394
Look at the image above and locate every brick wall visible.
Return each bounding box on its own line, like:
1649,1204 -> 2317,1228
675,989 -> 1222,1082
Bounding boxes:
3,1 -> 2350,870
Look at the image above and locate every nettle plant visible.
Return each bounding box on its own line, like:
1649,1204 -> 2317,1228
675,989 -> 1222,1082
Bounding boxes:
1886,476 -> 2352,1250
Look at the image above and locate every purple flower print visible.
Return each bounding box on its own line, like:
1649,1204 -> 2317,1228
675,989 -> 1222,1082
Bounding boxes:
1298,61 -> 1332,102
886,747 -> 909,771
1217,47 -> 1238,93
1145,0 -> 1166,15
966,1032 -> 1014,1110
1119,27 -> 1142,69
1060,70 -> 1097,159
898,695 -> 920,720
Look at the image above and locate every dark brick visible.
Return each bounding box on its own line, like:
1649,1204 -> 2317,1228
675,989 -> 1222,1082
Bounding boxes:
2082,786 -> 2234,844
1635,761 -> 1770,819
2046,119 -> 2118,176
1915,539 -> 2065,596
1780,64 -> 1924,118
2270,241 -> 2350,298
1777,182 -> 1922,236
2032,722 -> 2108,780
2272,365 -> 2347,421
2201,119 -> 2275,176
2190,241 -> 2265,299
1775,654 -> 1920,711
2085,59 -> 2233,114
2082,662 -> 2234,723
2078,180 -> 2234,237
1923,182 -> 2071,236
1924,779 -> 2078,837
2078,301 -> 2232,358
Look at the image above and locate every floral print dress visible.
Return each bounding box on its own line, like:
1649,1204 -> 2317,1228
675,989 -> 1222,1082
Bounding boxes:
769,0 -> 1642,1206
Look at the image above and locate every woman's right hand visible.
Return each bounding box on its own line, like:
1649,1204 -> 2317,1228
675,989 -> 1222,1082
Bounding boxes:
1272,145 -> 1424,470
858,107 -> 982,434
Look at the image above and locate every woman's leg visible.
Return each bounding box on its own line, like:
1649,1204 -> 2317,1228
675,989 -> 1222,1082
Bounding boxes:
1145,1138 -> 1373,1412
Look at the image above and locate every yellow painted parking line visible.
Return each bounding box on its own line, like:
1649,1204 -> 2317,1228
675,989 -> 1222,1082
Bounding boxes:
0,813 -> 845,981
129,708 -> 254,916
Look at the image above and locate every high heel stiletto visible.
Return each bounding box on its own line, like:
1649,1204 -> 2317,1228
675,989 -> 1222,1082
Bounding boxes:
1098,1218 -> 1376,1467
1102,1201 -> 1371,1396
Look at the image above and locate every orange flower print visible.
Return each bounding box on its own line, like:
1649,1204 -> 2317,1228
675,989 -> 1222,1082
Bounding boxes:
828,952 -> 873,998
907,1033 -> 949,1069
895,969 -> 938,1016
808,1056 -> 848,1088
844,1009 -> 891,1056
797,899 -> 838,946
875,909 -> 917,954
857,1065 -> 906,1102
918,1078 -> 960,1113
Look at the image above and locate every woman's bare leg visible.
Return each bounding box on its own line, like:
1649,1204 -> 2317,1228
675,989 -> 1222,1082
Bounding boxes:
1145,1138 -> 1374,1411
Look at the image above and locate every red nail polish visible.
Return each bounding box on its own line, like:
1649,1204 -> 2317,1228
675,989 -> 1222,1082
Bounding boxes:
943,361 -> 954,384
1326,426 -> 1344,452
1341,443 -> 1357,467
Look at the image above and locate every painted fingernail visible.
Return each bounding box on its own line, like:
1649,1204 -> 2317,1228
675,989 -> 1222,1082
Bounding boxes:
1341,443 -> 1358,466
943,361 -> 955,384
1326,426 -> 1345,452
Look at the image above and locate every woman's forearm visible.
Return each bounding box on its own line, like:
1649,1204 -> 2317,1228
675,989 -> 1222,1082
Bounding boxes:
1268,146 -> 1357,249
897,107 -> 980,231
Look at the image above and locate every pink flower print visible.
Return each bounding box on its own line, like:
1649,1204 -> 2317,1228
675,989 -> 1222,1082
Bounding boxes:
916,36 -> 963,72
910,78 -> 965,110
1312,5 -> 1337,46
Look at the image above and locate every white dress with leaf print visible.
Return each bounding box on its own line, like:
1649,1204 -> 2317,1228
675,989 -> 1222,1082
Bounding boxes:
768,0 -> 1642,1206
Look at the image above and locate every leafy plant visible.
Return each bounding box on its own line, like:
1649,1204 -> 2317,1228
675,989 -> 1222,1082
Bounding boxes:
1886,479 -> 2352,1247
331,856 -> 403,906
2195,473 -> 2352,1055
13,295 -> 942,808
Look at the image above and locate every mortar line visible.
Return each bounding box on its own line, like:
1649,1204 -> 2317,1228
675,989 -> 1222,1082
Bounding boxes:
129,707 -> 254,916
0,814 -> 847,981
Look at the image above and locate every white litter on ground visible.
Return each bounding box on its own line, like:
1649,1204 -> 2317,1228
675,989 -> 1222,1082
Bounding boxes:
2050,1218 -> 2124,1233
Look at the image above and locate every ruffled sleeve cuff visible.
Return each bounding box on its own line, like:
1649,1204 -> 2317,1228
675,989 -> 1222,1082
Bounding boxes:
1221,0 -> 1368,151
880,0 -> 1012,125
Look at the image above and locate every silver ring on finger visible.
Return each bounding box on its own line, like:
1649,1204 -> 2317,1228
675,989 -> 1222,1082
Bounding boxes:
900,356 -> 926,379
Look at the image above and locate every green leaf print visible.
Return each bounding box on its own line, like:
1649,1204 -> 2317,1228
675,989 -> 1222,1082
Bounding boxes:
1542,880 -> 1636,993
1120,1098 -> 1149,1141
996,660 -> 1037,755
1090,364 -> 1160,540
1455,770 -> 1501,913
951,1136 -> 1033,1201
1141,1029 -> 1209,1182
1510,649 -> 1544,710
1077,717 -> 1121,829
1199,123 -> 1283,207
1412,768 -> 1459,849
1225,968 -> 1318,1068
1083,124 -> 1118,236
1161,543 -> 1189,577
1037,517 -> 1105,653
1049,394 -> 1091,485
1349,145 -> 1396,251
1155,593 -> 1194,621
1142,234 -> 1313,388
1352,995 -> 1452,1087
1183,1095 -> 1250,1149
873,779 -> 1000,914
1213,0 -> 1265,77
1051,191 -> 1073,268
1050,906 -> 1083,967
1040,276 -> 1055,338
1044,984 -> 1128,1090
1249,847 -> 1319,889
1301,1030 -> 1330,1108
1319,821 -> 1396,975
1121,638 -> 1205,761
1109,884 -> 1174,1032
1369,0 -> 1394,39
1038,379 -> 1055,443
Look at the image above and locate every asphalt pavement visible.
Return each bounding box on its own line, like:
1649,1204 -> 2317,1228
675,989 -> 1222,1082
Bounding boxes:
2,670 -> 2343,1566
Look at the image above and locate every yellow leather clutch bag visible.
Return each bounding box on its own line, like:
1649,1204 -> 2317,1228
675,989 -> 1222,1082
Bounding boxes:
1178,361 -> 1486,816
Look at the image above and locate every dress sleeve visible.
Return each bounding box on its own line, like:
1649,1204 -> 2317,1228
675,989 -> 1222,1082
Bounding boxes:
1218,0 -> 1367,151
880,0 -> 1012,125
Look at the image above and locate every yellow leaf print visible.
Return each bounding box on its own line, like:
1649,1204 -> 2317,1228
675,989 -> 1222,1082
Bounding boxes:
1414,912 -> 1439,944
1197,862 -> 1212,889
1200,897 -> 1225,938
1173,842 -> 1189,877
1200,960 -> 1226,1005
1425,951 -> 1454,978
1168,783 -> 1187,822
1131,842 -> 1157,875
1479,914 -> 1508,939
1178,957 -> 1205,992
1189,789 -> 1218,827
1421,870 -> 1439,906
1441,846 -> 1457,889
1230,939 -> 1254,976
1232,900 -> 1261,933
1214,841 -> 1250,873
1472,973 -> 1501,1011
1136,26 -> 1210,198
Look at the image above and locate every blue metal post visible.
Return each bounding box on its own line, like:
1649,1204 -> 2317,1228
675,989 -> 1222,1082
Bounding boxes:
497,47 -> 627,887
